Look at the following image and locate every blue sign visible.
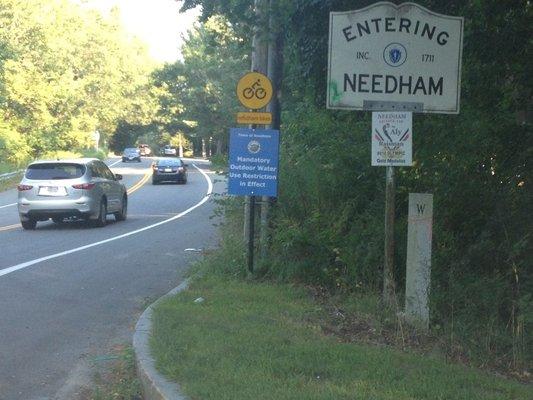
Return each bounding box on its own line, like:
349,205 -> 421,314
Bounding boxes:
228,128 -> 279,197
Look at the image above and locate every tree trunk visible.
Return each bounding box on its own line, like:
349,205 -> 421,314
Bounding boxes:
201,138 -> 207,158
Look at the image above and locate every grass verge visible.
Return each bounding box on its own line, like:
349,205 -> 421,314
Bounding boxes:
150,273 -> 532,400
40,148 -> 107,160
84,346 -> 142,400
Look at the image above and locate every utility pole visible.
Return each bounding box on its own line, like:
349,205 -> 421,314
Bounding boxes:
244,0 -> 268,272
259,0 -> 281,260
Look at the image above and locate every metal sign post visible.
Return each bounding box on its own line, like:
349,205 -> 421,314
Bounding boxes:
383,165 -> 396,305
248,193 -> 256,272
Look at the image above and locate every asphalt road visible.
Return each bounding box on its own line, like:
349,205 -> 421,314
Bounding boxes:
0,157 -> 223,400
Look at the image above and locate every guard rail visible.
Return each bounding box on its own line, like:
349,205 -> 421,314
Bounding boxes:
0,170 -> 23,181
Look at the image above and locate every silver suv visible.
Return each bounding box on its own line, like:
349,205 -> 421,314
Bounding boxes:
17,159 -> 127,230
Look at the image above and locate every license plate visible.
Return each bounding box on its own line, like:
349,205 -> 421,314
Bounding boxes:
164,168 -> 172,172
39,186 -> 67,196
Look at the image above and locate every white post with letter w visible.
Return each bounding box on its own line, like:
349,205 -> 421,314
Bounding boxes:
405,193 -> 434,329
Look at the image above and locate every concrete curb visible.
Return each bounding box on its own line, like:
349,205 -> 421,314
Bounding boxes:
133,280 -> 191,400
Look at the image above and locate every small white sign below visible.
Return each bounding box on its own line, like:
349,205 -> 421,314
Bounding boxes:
372,111 -> 412,166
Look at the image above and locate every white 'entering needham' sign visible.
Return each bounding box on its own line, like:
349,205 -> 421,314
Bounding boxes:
328,2 -> 464,114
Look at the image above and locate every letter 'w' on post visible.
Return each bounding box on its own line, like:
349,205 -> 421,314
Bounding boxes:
417,203 -> 426,214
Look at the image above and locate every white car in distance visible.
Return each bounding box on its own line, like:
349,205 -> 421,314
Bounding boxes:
162,145 -> 177,156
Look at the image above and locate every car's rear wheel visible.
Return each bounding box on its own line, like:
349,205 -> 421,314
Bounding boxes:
114,195 -> 127,221
92,198 -> 107,227
21,219 -> 37,230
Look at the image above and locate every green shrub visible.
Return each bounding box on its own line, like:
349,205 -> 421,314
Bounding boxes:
209,153 -> 228,171
249,96 -> 532,371
39,148 -> 107,161
81,148 -> 107,160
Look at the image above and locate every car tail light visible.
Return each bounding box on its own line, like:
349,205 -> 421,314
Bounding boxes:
72,183 -> 95,190
17,184 -> 33,191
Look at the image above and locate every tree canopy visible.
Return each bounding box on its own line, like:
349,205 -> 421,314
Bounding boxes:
0,0 -> 157,163
152,14 -> 249,155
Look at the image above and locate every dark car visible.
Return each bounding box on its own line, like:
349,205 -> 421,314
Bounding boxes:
138,144 -> 152,156
152,158 -> 187,184
122,147 -> 141,162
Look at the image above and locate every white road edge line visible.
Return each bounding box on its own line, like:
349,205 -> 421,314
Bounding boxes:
108,158 -> 122,167
0,164 -> 213,278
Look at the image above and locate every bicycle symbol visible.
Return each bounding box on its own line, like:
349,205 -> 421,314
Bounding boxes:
237,71 -> 272,109
242,79 -> 267,100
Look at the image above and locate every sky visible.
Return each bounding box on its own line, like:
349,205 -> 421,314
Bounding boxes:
77,0 -> 201,63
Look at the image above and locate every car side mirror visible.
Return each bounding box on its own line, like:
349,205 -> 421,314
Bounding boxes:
115,174 -> 123,180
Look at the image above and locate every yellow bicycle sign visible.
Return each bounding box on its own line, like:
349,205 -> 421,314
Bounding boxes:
236,72 -> 273,110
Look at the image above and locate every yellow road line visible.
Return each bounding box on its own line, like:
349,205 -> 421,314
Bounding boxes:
127,169 -> 151,195
0,170 -> 152,233
0,223 -> 20,232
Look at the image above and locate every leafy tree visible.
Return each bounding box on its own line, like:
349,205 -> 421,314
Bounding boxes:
153,14 -> 249,155
0,0 -> 157,162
